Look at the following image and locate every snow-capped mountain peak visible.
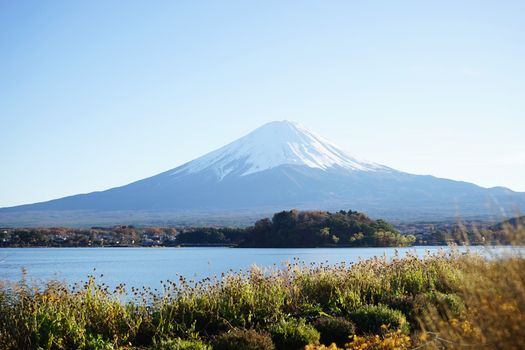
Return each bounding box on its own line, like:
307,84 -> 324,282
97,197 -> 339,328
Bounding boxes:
171,120 -> 389,180
4,120 -> 524,225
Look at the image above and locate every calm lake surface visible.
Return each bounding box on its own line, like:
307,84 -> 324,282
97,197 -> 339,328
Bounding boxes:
0,246 -> 513,290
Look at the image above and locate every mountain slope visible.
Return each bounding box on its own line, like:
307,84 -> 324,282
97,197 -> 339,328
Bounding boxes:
1,121 -> 524,226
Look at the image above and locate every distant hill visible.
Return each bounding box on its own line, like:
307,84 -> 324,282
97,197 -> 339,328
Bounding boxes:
2,121 -> 524,226
494,216 -> 525,230
239,209 -> 415,248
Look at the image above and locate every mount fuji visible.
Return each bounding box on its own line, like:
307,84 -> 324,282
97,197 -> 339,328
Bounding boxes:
2,121 -> 524,226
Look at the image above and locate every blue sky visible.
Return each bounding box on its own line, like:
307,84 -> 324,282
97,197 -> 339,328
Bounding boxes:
1,0 -> 524,207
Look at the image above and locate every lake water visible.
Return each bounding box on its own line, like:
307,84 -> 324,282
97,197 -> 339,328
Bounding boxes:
0,246 -> 514,291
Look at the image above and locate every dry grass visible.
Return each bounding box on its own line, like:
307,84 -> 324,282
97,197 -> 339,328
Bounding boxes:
410,221 -> 525,349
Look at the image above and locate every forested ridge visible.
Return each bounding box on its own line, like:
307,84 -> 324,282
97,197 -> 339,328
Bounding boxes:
239,209 -> 414,247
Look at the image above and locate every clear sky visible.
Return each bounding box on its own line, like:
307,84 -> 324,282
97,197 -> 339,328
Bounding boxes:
1,0 -> 524,207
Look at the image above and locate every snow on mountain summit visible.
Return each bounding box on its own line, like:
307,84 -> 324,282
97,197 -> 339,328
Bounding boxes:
171,121 -> 390,180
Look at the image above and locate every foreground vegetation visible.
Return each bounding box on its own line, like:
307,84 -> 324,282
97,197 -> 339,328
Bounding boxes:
1,223 -> 524,349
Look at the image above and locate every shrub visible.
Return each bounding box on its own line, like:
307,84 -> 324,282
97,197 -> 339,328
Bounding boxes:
396,268 -> 427,295
151,338 -> 211,350
268,318 -> 320,350
84,334 -> 114,350
397,291 -> 465,327
350,305 -> 409,335
345,327 -> 412,349
432,292 -> 465,317
313,316 -> 355,346
304,328 -> 412,349
213,329 -> 275,350
335,289 -> 362,314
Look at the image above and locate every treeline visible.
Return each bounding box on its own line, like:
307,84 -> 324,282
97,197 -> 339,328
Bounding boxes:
0,226 -> 178,247
175,227 -> 247,246
1,211 -> 520,248
0,209 -> 416,248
